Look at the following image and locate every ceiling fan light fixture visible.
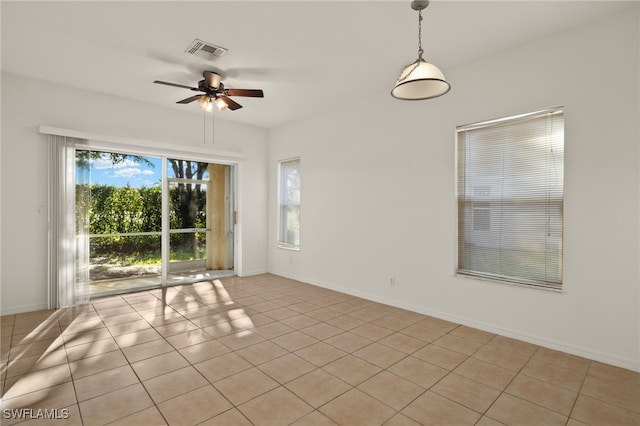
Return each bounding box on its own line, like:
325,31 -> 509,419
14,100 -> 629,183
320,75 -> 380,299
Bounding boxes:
204,71 -> 222,90
198,95 -> 214,112
392,0 -> 450,100
214,97 -> 228,111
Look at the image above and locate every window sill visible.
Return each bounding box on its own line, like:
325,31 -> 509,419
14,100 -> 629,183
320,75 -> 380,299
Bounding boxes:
455,271 -> 563,293
277,244 -> 300,252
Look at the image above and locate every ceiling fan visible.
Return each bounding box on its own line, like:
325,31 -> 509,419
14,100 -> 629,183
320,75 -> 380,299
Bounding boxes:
153,71 -> 264,112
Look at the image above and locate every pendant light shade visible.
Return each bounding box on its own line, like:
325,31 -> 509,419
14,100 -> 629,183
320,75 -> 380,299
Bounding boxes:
392,0 -> 450,100
391,58 -> 450,100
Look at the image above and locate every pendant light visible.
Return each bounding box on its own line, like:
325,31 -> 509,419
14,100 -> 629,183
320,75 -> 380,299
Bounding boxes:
391,0 -> 450,100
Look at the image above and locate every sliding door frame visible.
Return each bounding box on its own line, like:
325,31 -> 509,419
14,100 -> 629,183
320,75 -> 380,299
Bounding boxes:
43,126 -> 245,306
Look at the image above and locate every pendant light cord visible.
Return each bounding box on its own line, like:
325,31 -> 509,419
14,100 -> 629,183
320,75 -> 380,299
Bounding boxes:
397,8 -> 424,83
417,9 -> 424,60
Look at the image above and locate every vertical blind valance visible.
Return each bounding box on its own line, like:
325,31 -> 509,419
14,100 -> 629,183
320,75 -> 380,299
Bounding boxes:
456,108 -> 564,288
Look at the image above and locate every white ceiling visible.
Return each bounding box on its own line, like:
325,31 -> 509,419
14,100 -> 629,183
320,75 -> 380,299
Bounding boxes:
1,1 -> 633,129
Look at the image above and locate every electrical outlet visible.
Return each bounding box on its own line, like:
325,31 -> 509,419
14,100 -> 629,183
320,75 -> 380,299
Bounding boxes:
389,277 -> 396,287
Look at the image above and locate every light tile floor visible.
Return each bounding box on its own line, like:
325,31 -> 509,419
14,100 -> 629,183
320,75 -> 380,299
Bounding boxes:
1,274 -> 638,425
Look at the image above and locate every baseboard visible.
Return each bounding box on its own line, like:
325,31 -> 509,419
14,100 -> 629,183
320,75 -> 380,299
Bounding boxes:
236,268 -> 269,278
0,302 -> 49,316
269,270 -> 640,372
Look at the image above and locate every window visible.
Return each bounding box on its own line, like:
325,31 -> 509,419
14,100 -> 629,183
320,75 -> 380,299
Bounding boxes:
456,108 -> 564,289
278,158 -> 301,249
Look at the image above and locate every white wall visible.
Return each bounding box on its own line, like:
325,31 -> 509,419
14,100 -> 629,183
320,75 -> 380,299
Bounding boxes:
0,72 -> 269,315
268,7 -> 640,370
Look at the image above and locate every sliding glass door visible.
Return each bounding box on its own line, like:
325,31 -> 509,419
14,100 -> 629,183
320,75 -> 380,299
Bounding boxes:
165,160 -> 235,285
74,149 -> 235,297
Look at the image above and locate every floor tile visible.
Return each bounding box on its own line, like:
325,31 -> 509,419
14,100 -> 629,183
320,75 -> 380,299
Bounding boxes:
432,333 -> 484,356
520,358 -> 586,392
235,340 -> 288,366
238,387 -> 313,426
100,312 -> 142,327
571,394 -> 640,426
306,308 -> 343,322
121,338 -> 175,363
1,381 -> 76,411
290,410 -> 339,425
319,388 -> 396,426
65,337 -> 119,362
157,385 -> 233,426
272,331 -> 319,352
252,322 -> 295,340
178,339 -> 231,364
388,356 -> 448,388
475,416 -> 506,426
263,307 -> 300,321
79,383 -> 154,425
197,408 -> 253,426
431,372 -> 501,413
402,391 -> 481,425
113,328 -> 163,349
217,330 -> 265,350
371,314 -> 421,332
214,367 -> 279,405
588,361 -> 639,385
4,349 -> 68,379
294,342 -> 347,367
258,353 -> 317,384
286,369 -> 351,408
300,323 -> 343,340
448,325 -> 495,344
384,413 -> 422,426
506,373 -> 578,416
399,323 -> 446,343
165,328 -> 212,349
73,365 -> 139,401
281,314 -> 321,330
325,332 -> 371,353
487,334 -> 539,356
358,370 -> 425,411
472,344 -> 531,372
194,351 -> 252,382
143,365 -> 208,403
353,343 -> 406,369
325,314 -> 367,331
131,350 -> 189,381
454,357 -> 516,391
154,319 -> 199,337
580,373 -> 640,413
380,333 -> 427,356
351,323 -> 395,341
485,393 -> 567,426
105,406 -> 167,425
9,338 -> 61,360
323,354 -> 382,386
3,363 -> 71,399
412,343 -> 468,370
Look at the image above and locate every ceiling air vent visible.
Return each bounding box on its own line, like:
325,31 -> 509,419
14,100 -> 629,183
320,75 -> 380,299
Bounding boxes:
185,39 -> 228,61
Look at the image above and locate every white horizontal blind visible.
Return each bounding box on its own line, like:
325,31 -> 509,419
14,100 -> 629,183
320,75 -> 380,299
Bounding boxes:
278,158 -> 301,249
457,108 -> 564,288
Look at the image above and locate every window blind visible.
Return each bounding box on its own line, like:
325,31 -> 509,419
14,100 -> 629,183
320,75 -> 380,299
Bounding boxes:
456,108 -> 564,288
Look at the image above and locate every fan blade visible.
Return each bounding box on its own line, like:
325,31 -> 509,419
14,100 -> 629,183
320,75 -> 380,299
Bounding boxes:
219,96 -> 242,111
154,80 -> 199,90
177,95 -> 203,104
225,89 -> 264,98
